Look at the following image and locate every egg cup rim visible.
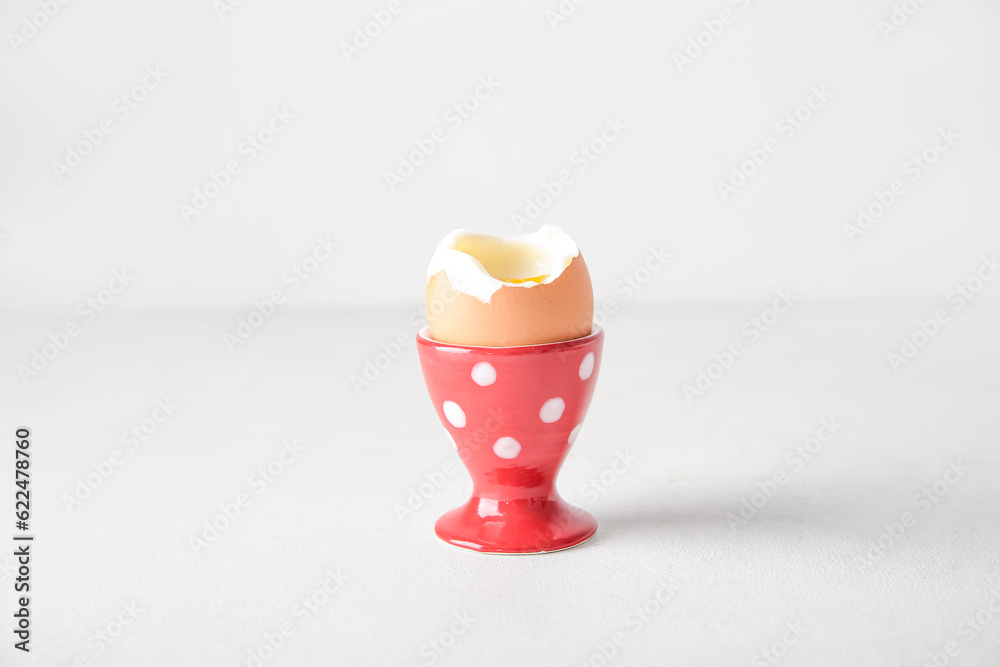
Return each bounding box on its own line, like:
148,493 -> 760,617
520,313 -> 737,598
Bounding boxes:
417,326 -> 602,353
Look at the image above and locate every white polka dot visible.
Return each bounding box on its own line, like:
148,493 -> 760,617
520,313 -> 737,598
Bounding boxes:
539,397 -> 565,423
493,437 -> 521,459
579,352 -> 595,380
471,362 -> 496,386
568,424 -> 583,445
442,401 -> 466,428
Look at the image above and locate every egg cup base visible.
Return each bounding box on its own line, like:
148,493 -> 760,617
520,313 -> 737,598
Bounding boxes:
434,495 -> 597,554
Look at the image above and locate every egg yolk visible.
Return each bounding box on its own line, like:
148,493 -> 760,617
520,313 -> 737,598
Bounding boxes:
504,275 -> 548,284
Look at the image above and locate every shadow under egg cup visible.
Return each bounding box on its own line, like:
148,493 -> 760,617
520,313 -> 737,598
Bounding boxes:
416,327 -> 603,554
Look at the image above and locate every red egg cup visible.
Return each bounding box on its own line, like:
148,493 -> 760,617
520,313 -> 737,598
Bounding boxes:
416,327 -> 603,554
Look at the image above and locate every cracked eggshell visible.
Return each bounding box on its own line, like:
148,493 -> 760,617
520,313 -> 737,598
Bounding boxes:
425,227 -> 594,347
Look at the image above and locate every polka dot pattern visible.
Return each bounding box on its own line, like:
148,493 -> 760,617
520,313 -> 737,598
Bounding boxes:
443,401 -> 466,428
471,362 -> 496,386
493,436 -> 521,459
426,340 -> 600,464
539,397 -> 565,423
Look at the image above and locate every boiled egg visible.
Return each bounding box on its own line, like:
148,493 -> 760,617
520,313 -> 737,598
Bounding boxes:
426,225 -> 593,346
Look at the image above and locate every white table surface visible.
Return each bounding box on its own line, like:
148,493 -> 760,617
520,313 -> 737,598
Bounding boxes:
2,302 -> 999,666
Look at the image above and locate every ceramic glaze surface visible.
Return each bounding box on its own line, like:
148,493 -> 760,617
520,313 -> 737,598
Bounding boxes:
416,327 -> 603,553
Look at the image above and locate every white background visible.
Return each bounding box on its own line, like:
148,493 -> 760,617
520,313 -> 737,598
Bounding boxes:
2,0 -> 999,309
2,0 -> 1000,665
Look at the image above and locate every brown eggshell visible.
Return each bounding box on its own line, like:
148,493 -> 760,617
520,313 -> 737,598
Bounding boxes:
426,254 -> 594,347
